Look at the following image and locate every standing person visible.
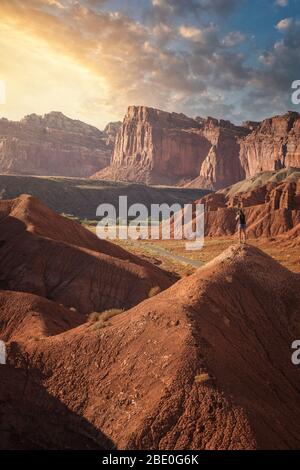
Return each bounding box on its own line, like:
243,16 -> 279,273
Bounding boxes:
236,203 -> 246,244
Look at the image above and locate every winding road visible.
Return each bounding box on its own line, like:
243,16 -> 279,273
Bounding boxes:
129,240 -> 204,268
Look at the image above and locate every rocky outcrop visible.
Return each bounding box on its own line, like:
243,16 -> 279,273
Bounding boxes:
196,117 -> 248,189
104,121 -> 122,145
2,107 -> 300,189
93,107 -> 300,190
93,106 -> 209,184
0,112 -> 116,177
239,111 -> 300,176
168,168 -> 300,240
93,106 -> 249,188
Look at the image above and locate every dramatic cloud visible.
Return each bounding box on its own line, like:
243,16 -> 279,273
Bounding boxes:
244,16 -> 300,120
0,0 -> 299,126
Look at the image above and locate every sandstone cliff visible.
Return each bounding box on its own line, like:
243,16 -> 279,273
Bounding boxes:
239,111 -> 300,176
0,112 -> 120,177
93,106 -> 249,188
93,106 -> 210,184
104,121 -> 122,145
93,107 -> 300,190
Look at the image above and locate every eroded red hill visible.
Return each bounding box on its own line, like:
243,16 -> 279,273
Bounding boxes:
5,245 -> 300,449
0,195 -> 173,313
0,290 -> 83,342
169,168 -> 300,242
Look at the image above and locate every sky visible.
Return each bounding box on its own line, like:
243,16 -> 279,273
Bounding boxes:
0,0 -> 300,128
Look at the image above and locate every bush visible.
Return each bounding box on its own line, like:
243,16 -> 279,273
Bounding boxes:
92,320 -> 112,331
194,373 -> 210,384
148,286 -> 161,298
88,311 -> 101,322
99,308 -> 124,322
88,308 -> 125,329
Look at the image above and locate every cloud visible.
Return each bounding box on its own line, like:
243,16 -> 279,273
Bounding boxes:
275,0 -> 288,6
258,52 -> 275,66
179,23 -> 218,46
276,17 -> 293,31
179,25 -> 204,41
222,31 -> 245,47
245,16 -> 300,119
0,0 -> 299,126
148,0 -> 239,24
1,0 -> 211,122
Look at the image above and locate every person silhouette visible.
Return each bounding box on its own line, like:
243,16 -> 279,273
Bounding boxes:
236,203 -> 246,244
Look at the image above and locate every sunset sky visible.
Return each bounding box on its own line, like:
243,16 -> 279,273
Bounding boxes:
0,0 -> 299,128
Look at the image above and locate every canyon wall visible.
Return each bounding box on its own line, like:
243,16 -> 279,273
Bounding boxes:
94,106 -> 249,188
94,107 -> 300,190
0,112 -> 121,177
2,107 -> 299,190
93,106 -> 211,184
239,111 -> 300,176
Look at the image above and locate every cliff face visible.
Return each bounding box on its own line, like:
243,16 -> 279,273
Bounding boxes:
93,107 -> 300,190
104,121 -> 122,145
95,106 -> 211,184
2,107 -> 299,189
239,111 -> 300,177
196,117 -> 248,189
93,106 -> 249,187
0,112 -> 119,177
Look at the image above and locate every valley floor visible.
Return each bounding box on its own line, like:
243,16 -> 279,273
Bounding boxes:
87,225 -> 300,277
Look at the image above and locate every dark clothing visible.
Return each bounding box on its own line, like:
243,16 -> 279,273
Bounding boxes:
238,210 -> 246,226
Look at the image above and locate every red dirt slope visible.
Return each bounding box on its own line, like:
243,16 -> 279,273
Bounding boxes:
0,290 -> 83,342
6,244 -> 300,450
0,195 -> 173,314
0,193 -> 146,259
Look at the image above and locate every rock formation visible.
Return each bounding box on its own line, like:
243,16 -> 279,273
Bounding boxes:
239,111 -> 300,176
2,106 -> 299,190
2,244 -> 300,449
0,112 -> 120,177
93,107 -> 300,190
0,195 -> 173,314
93,106 -> 249,188
168,168 -> 300,240
104,121 -> 122,145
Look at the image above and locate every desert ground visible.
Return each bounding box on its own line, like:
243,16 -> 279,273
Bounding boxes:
89,235 -> 300,278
